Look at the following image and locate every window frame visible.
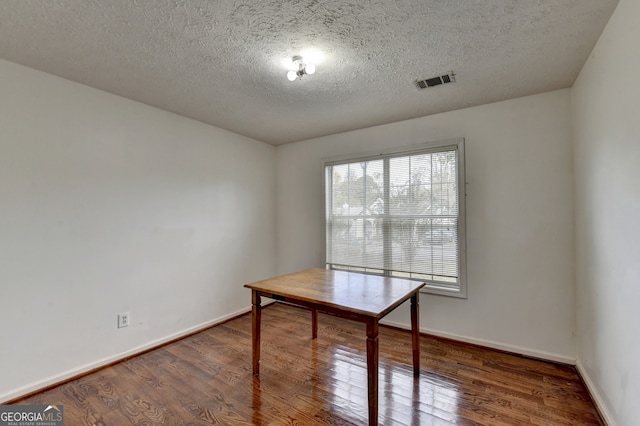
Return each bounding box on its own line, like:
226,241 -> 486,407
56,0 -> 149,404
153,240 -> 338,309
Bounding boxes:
322,138 -> 467,298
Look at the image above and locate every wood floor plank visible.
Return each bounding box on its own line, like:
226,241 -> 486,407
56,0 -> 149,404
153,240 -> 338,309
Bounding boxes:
14,303 -> 602,425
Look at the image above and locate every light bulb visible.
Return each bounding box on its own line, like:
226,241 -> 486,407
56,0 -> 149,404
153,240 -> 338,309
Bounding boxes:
305,64 -> 315,75
287,70 -> 297,81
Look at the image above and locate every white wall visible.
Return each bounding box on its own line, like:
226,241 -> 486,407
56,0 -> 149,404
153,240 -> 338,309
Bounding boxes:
277,89 -> 576,362
0,59 -> 276,402
572,0 -> 640,424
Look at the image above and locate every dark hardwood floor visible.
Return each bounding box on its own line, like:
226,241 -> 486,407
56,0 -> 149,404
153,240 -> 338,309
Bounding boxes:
15,303 -> 602,425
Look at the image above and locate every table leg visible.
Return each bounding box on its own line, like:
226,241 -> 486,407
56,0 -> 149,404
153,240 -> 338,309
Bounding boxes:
311,308 -> 318,339
252,291 -> 262,375
410,292 -> 420,376
366,318 -> 379,426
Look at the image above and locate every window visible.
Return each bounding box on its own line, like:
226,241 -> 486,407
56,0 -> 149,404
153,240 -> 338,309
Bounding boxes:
324,139 -> 466,297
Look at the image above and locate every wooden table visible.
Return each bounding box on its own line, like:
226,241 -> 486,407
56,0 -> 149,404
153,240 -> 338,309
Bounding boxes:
244,268 -> 425,426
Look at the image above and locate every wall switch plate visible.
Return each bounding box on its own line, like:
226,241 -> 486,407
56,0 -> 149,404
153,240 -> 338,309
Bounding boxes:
118,312 -> 130,328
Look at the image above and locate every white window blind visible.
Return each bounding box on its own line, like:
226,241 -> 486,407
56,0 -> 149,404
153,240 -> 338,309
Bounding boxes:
325,139 -> 466,297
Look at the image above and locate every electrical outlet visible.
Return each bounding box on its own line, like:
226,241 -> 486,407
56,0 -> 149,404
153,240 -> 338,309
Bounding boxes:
118,312 -> 130,328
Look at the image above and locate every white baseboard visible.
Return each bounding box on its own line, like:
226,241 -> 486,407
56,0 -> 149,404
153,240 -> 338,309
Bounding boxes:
0,304 -> 268,403
380,318 -> 576,365
575,359 -> 616,426
1,303 -> 579,404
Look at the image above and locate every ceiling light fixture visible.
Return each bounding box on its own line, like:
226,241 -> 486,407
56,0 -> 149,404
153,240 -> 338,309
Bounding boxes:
286,56 -> 316,81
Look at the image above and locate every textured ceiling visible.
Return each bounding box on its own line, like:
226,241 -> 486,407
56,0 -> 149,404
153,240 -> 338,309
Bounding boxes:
0,0 -> 619,145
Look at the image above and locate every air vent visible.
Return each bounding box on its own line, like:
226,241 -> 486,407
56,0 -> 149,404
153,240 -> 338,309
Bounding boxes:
416,71 -> 456,90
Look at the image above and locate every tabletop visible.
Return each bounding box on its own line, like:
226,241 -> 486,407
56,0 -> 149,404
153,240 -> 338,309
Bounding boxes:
244,268 -> 425,319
